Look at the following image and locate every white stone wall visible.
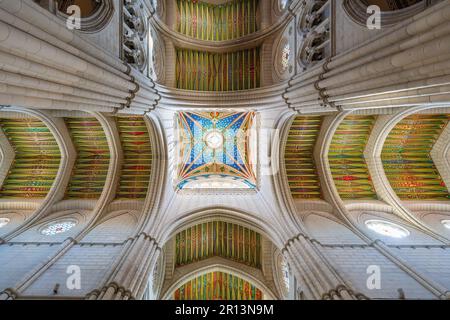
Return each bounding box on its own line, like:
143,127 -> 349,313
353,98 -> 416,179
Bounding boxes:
324,246 -> 435,299
23,244 -> 123,297
0,244 -> 60,291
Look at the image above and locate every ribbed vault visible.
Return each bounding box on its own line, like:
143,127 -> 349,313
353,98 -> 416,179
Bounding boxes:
176,0 -> 259,41
175,47 -> 261,91
328,115 -> 377,200
0,118 -> 60,198
173,271 -> 263,300
116,116 -> 152,199
64,117 -> 110,199
284,116 -> 322,199
381,114 -> 449,201
174,220 -> 262,268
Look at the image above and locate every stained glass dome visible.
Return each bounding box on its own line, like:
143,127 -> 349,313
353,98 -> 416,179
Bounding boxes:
41,220 -> 76,236
365,220 -> 409,238
0,217 -> 10,228
175,111 -> 258,190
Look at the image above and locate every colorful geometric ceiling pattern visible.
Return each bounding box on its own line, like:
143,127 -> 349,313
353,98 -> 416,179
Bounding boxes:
116,117 -> 152,199
64,118 -> 110,199
176,111 -> 257,189
173,272 -> 263,300
175,47 -> 260,91
0,118 -> 60,198
382,114 -> 449,200
329,115 -> 377,200
175,221 -> 262,268
176,0 -> 259,41
284,116 -> 322,199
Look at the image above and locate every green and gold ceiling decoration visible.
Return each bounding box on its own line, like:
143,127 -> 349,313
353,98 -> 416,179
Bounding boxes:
64,118 -> 110,199
0,118 -> 60,198
175,47 -> 260,91
329,115 -> 377,200
176,0 -> 259,41
284,116 -> 322,199
173,271 -> 263,300
175,221 -> 262,268
116,117 -> 152,199
382,114 -> 449,200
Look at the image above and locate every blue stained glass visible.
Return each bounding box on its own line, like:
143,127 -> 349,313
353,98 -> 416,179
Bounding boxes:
230,116 -> 245,131
217,113 -> 242,129
176,111 -> 257,189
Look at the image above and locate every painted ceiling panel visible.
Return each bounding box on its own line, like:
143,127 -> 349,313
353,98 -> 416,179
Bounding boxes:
173,271 -> 263,300
382,114 -> 449,200
116,117 -> 152,199
176,0 -> 259,41
176,111 -> 257,189
0,118 -> 60,198
329,115 -> 377,200
284,116 -> 322,199
64,118 -> 110,199
175,221 -> 262,268
175,47 -> 260,91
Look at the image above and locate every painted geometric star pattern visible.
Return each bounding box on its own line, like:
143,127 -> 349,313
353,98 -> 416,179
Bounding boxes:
176,111 -> 257,189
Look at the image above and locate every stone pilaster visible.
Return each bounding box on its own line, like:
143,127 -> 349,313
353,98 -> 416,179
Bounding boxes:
86,233 -> 161,300
283,233 -> 367,300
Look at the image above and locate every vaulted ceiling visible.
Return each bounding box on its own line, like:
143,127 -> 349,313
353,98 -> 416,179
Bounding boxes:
0,118 -> 60,198
284,113 -> 450,202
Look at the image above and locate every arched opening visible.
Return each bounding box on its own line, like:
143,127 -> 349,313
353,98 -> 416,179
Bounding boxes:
173,271 -> 264,300
153,210 -> 285,300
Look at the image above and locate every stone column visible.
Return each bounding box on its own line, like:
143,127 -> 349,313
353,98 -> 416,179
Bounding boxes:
285,1 -> 450,113
283,233 -> 367,300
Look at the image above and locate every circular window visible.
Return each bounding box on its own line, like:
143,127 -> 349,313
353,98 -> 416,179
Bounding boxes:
280,0 -> 290,11
365,220 -> 409,238
41,220 -> 77,236
205,130 -> 224,150
0,218 -> 10,228
442,220 -> 450,230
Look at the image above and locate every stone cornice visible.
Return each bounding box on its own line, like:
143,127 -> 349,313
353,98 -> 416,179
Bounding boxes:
155,83 -> 290,110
